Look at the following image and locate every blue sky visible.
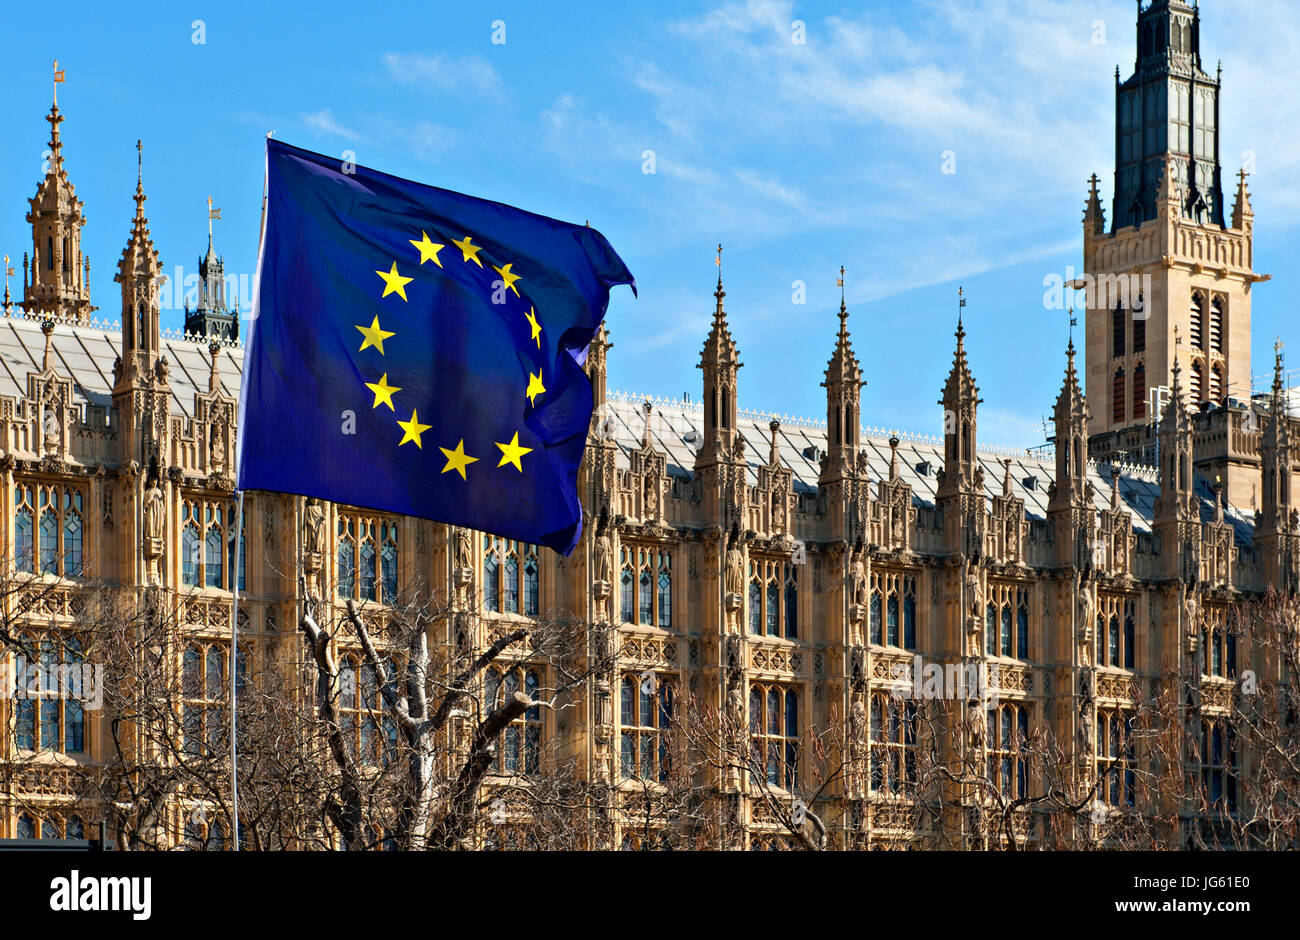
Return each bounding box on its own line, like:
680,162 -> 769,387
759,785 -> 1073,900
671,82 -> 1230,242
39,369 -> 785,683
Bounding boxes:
2,0 -> 1297,447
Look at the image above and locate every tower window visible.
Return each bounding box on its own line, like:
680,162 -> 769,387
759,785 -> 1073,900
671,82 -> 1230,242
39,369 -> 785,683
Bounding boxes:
1113,367 -> 1126,424
1190,293 -> 1205,350
1209,297 -> 1223,352
1132,312 -> 1145,353
1112,307 -> 1125,358
1210,364 -> 1224,404
1133,362 -> 1146,419
1191,361 -> 1204,402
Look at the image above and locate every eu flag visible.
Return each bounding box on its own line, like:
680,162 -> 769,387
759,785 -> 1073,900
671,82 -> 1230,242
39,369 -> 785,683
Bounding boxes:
236,140 -> 635,555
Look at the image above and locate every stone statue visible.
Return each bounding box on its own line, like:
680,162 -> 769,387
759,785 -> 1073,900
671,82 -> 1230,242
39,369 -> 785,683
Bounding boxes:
209,425 -> 226,472
594,530 -> 613,584
772,490 -> 786,533
1183,586 -> 1200,641
850,549 -> 868,607
966,563 -> 982,620
725,536 -> 744,597
143,476 -> 165,541
1078,577 -> 1097,650
966,699 -> 986,751
454,526 -> 473,570
304,498 -> 326,556
643,473 -> 659,520
154,356 -> 170,384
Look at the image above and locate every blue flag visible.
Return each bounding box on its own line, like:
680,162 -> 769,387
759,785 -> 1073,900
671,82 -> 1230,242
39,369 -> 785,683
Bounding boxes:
236,140 -> 635,555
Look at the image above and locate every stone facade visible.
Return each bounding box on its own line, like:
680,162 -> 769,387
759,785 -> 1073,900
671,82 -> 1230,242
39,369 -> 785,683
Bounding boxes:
2,7 -> 1297,848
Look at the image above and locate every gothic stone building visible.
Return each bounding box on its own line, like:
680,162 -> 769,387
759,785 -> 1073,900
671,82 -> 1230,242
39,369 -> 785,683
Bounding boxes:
1,1 -> 1294,848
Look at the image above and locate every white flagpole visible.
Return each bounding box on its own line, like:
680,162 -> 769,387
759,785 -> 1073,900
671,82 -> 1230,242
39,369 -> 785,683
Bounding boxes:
230,490 -> 244,850
230,136 -> 270,852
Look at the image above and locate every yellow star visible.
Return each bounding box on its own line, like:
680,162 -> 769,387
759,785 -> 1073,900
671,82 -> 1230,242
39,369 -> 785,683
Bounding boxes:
492,262 -> 522,297
525,369 -> 546,407
452,235 -> 483,267
365,373 -> 401,411
397,409 -> 432,448
524,306 -> 542,348
495,432 -> 534,472
375,261 -> 414,301
439,438 -> 479,480
355,316 -> 396,355
409,231 -> 445,268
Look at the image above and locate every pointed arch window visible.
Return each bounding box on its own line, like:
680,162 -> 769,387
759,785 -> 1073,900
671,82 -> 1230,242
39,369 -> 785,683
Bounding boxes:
617,545 -> 670,628
1097,709 -> 1136,806
12,633 -> 85,754
1191,361 -> 1204,402
483,536 -> 541,617
987,703 -> 1030,799
619,672 -> 674,782
1132,362 -> 1146,419
1209,364 -> 1224,404
486,665 -> 543,775
869,692 -> 918,794
336,513 -> 397,604
14,483 -> 85,578
1113,367 -> 1126,424
1190,292 -> 1205,350
749,683 -> 799,789
1209,297 -> 1224,352
619,547 -> 634,623
1112,306 -> 1125,358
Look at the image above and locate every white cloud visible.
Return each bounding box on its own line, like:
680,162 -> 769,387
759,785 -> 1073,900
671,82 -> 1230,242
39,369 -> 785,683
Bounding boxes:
301,108 -> 359,141
383,52 -> 503,101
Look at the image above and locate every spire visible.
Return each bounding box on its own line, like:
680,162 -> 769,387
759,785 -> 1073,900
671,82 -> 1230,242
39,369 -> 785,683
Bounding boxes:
134,140 -> 146,219
821,266 -> 865,484
116,140 -> 163,366
1231,167 -> 1255,229
24,65 -> 94,324
696,245 -> 742,468
1083,173 -> 1105,236
187,193 -> 237,340
824,266 -> 862,389
1050,324 -> 1091,512
941,287 -> 978,412
48,60 -> 66,172
938,286 -> 982,499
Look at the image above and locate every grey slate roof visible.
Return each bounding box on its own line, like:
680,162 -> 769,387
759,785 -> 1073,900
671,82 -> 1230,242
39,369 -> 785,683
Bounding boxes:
0,313 -> 1255,548
604,392 -> 1256,546
0,314 -> 244,420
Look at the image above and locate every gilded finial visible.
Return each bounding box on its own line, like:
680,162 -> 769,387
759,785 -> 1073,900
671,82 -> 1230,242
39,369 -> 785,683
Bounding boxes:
957,285 -> 967,335
52,59 -> 65,106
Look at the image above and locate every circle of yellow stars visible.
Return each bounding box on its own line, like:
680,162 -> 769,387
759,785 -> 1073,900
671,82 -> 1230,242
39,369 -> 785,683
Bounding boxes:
354,231 -> 546,480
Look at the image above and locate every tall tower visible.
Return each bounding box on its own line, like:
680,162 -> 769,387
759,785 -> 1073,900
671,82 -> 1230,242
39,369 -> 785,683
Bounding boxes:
1084,1 -> 1266,473
185,197 -> 239,341
22,64 -> 95,323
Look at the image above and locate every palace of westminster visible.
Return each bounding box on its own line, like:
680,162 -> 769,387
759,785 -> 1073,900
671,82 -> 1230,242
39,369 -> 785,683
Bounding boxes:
1,1 -> 1296,849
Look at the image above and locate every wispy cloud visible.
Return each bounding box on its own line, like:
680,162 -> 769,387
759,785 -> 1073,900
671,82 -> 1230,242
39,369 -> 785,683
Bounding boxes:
383,52 -> 503,101
301,108 -> 359,141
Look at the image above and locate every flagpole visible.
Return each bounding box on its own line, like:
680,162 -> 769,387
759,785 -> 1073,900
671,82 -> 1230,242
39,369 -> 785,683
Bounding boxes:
230,137 -> 270,852
230,490 -> 244,850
